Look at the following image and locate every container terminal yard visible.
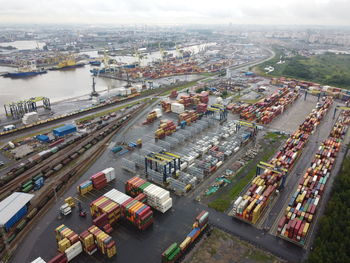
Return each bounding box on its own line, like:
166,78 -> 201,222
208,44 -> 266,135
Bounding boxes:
1,28 -> 350,263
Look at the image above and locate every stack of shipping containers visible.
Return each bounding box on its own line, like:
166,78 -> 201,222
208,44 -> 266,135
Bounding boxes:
125,176 -> 173,213
232,97 -> 333,224
104,189 -> 154,230
277,110 -> 350,245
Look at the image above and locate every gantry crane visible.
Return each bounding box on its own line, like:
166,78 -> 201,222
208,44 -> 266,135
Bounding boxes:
256,161 -> 288,189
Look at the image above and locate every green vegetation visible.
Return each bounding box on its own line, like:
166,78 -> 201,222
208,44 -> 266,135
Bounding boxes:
12,125 -> 63,143
264,132 -> 288,141
200,72 -> 217,77
256,51 -> 350,89
208,134 -> 286,212
245,250 -> 276,263
220,90 -> 230,99
77,99 -> 149,123
188,228 -> 282,263
307,153 -> 350,263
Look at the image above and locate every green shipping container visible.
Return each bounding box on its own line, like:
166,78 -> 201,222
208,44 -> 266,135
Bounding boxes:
51,147 -> 58,153
85,144 -> 92,149
163,243 -> 178,258
33,173 -> 43,181
168,247 -> 181,261
140,182 -> 152,191
22,180 -> 33,189
16,219 -> 27,231
22,184 -> 33,193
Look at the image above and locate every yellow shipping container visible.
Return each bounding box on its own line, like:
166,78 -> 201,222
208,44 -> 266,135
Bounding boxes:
180,237 -> 191,251
58,238 -> 71,253
252,204 -> 262,224
302,223 -> 310,236
107,244 -> 117,258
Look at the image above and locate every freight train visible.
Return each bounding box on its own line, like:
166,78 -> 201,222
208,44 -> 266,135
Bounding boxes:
161,210 -> 209,263
0,92 -> 141,138
0,111 -> 140,254
0,115 -> 131,190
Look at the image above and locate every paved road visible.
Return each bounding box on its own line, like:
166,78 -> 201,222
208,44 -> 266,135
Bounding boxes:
0,95 -> 152,144
10,48 -> 315,263
11,102 -> 307,263
261,101 -> 342,247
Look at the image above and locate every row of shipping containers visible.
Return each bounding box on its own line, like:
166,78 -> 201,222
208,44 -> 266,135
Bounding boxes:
125,176 -> 173,213
277,110 -> 350,245
232,97 -> 333,224
162,91 -> 209,114
235,88 -> 299,124
77,167 -> 115,195
104,189 -> 154,231
161,211 -> 209,263
31,223 -> 118,262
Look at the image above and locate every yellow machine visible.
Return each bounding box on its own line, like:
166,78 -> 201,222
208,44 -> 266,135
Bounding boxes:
65,197 -> 76,208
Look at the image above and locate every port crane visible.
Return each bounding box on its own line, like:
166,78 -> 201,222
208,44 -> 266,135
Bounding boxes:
256,161 -> 288,189
333,105 -> 350,119
159,43 -> 166,61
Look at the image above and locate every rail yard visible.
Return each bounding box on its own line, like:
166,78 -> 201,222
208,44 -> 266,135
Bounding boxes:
1,27 -> 350,263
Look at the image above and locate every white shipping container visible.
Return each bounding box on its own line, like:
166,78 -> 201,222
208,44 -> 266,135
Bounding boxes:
234,196 -> 243,207
65,241 -> 82,261
216,161 -> 223,168
171,103 -> 185,114
102,167 -> 116,182
180,162 -> 188,170
157,197 -> 172,213
31,257 -> 46,263
153,108 -> 162,118
314,197 -> 320,206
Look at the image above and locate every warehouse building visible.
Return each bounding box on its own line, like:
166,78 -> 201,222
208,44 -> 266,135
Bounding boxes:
53,124 -> 77,137
0,192 -> 34,232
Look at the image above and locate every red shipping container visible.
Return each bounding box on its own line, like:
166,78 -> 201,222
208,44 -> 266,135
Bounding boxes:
47,253 -> 68,263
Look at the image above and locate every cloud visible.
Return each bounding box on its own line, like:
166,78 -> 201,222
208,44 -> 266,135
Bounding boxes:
0,0 -> 349,25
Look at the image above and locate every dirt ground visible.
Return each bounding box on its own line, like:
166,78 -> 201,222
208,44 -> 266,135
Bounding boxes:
185,228 -> 285,263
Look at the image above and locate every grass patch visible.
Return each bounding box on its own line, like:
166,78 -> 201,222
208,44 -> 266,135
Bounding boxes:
76,99 -> 149,123
12,125 -> 63,143
256,49 -> 350,89
200,72 -> 218,77
248,250 -> 274,262
264,132 -> 288,142
208,135 -> 286,212
209,248 -> 217,256
208,199 -> 231,212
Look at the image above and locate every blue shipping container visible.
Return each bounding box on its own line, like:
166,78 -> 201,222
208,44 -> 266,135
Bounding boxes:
53,124 -> 77,137
36,134 -> 50,142
5,205 -> 27,231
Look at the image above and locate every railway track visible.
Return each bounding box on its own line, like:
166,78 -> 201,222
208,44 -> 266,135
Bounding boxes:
0,103 -> 146,200
0,101 -> 149,260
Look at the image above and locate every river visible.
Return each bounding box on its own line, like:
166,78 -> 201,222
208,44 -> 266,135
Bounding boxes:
0,43 -> 215,114
0,40 -> 45,50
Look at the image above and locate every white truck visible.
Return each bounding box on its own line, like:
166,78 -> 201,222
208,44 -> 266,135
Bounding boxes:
60,203 -> 72,216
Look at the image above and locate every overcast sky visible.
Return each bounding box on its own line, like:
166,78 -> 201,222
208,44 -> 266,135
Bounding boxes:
0,0 -> 349,26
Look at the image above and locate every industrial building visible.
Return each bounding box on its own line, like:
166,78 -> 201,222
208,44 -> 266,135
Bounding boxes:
53,124 -> 77,137
0,192 -> 34,232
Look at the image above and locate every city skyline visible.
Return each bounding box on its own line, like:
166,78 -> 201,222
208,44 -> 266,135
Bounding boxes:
0,0 -> 349,26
